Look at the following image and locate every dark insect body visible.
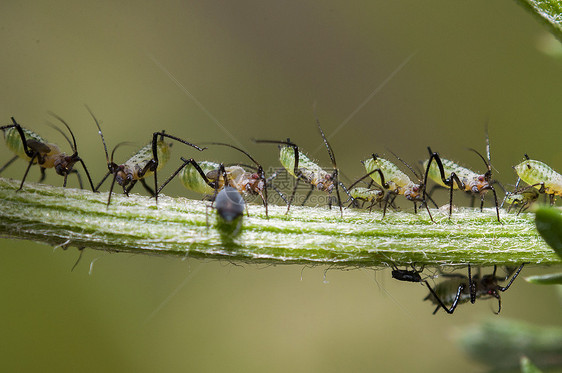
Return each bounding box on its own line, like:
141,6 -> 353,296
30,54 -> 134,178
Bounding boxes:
1,115 -> 95,191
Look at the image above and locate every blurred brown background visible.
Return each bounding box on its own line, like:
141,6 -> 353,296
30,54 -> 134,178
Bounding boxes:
0,0 -> 561,372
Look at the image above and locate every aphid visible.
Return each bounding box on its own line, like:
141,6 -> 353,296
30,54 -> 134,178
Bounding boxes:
513,154 -> 562,205
423,130 -> 501,222
423,264 -> 525,314
502,187 -> 540,214
157,142 -> 269,216
205,164 -> 245,238
89,109 -> 204,206
0,115 -> 95,191
390,263 -> 423,283
363,153 -> 435,220
254,118 -> 343,217
345,169 -> 385,210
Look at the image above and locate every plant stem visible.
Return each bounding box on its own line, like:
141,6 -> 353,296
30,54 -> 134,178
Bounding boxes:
0,177 -> 559,267
515,0 -> 562,42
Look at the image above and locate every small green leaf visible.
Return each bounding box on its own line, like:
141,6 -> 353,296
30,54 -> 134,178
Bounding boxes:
515,0 -> 562,42
526,272 -> 562,284
521,356 -> 544,373
535,206 -> 562,258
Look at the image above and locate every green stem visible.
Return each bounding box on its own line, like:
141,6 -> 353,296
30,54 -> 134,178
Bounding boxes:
515,0 -> 562,42
0,177 -> 559,266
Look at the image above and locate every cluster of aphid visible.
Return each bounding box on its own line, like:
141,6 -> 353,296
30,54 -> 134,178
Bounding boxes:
1,109 -> 559,314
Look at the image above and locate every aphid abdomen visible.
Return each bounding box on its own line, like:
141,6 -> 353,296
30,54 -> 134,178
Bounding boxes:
349,187 -> 383,202
3,126 -> 48,162
364,157 -> 409,192
423,158 -> 476,190
124,140 -> 171,180
180,160 -> 218,194
514,160 -> 562,196
280,146 -> 327,186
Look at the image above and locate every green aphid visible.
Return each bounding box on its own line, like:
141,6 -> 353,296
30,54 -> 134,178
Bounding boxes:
513,154 -> 562,204
362,153 -> 433,219
157,143 -> 268,217
1,114 -> 95,191
254,118 -> 343,216
89,107 -> 204,206
423,136 -> 501,223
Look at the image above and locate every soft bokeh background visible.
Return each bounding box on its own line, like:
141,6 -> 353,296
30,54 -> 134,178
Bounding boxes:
0,0 -> 561,372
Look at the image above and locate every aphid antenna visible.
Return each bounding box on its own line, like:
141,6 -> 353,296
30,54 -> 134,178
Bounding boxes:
387,149 -> 422,181
467,148 -> 491,173
47,112 -> 78,153
314,117 -> 342,217
86,105 -> 111,165
110,142 -> 137,164
45,121 -> 74,152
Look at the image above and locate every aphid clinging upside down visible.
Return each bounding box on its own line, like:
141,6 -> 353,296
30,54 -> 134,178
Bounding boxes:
423,264 -> 525,314
1,115 -> 96,191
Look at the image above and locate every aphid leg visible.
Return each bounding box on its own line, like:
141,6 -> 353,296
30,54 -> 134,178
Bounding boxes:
77,158 -> 96,192
106,173 -> 119,207
423,148 -> 465,219
490,186 -> 501,222
124,180 -> 138,196
270,184 -> 288,205
18,153 -> 38,191
68,169 -> 83,189
39,167 -> 47,183
315,118 -> 343,217
157,157 -> 215,196
468,265 -> 476,304
425,280 -> 464,315
140,179 -> 156,196
287,178 -> 300,214
498,263 -> 525,292
0,155 -> 18,174
95,171 -> 112,192
301,184 -> 314,206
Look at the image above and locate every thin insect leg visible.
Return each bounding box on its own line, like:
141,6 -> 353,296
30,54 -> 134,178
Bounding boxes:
468,264 -> 477,304
78,159 -> 96,192
333,170 -> 343,217
140,178 -> 156,196
413,201 -> 417,214
498,263 -> 526,292
286,178 -> 300,214
270,184 -> 288,205
0,155 -> 18,174
301,184 -> 314,206
125,180 -> 138,195
151,133 -> 159,203
96,171 -> 111,192
67,169 -> 83,189
479,194 -> 484,212
107,173 -> 119,207
19,153 -> 38,191
425,280 -> 464,315
423,149 -> 465,204
63,174 -> 68,188
382,192 -> 397,219
38,167 -> 47,183
490,186 -> 501,223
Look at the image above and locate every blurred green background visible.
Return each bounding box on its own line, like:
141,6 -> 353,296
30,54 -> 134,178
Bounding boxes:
0,0 -> 561,372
